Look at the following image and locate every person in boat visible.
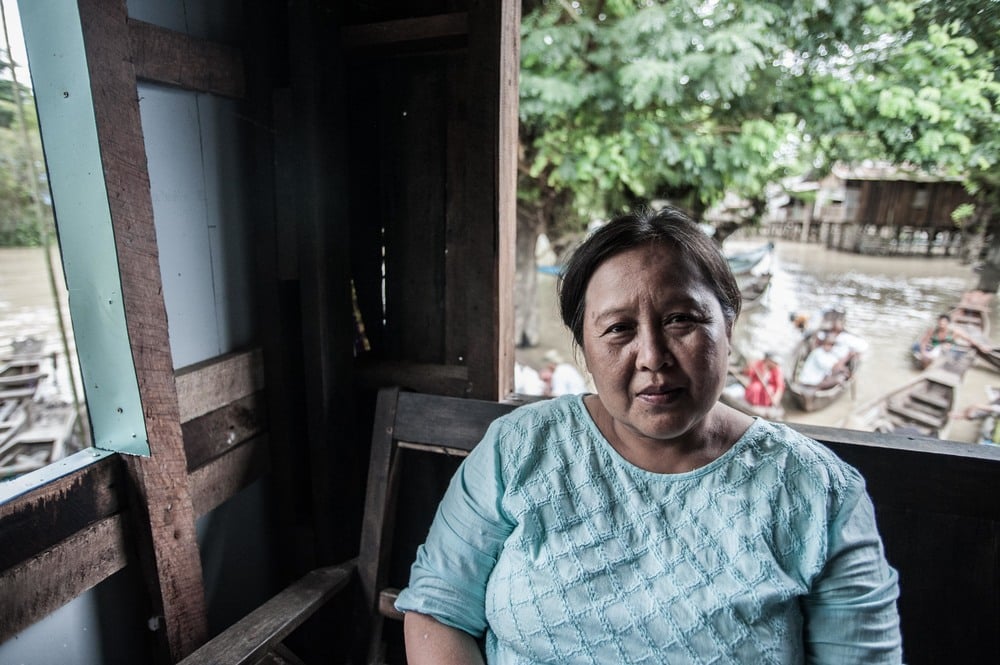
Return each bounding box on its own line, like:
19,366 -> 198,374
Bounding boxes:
825,318 -> 868,363
396,205 -> 901,664
797,329 -> 854,390
914,313 -> 983,369
539,349 -> 589,396
743,351 -> 785,408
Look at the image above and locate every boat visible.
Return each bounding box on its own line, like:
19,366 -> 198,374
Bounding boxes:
0,400 -> 79,480
725,242 -> 774,275
785,309 -> 863,412
0,338 -> 82,480
845,347 -> 975,439
738,272 -> 771,309
911,291 -> 997,370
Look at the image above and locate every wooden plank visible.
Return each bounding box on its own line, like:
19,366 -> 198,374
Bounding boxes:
380,59 -> 448,364
175,349 -> 265,424
182,392 -> 267,471
378,588 -> 403,621
128,18 -> 245,98
0,515 -> 129,642
355,360 -> 470,396
341,13 -> 468,52
393,390 -> 517,450
188,435 -> 270,517
875,508 -> 1000,663
461,0 -> 520,399
79,0 -> 207,660
357,387 -> 401,611
444,59 -> 468,378
0,453 -> 123,572
175,562 -> 355,665
795,422 -> 1000,520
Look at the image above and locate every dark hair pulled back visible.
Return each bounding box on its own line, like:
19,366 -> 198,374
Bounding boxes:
558,205 -> 742,347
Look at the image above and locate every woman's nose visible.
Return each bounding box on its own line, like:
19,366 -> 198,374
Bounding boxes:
635,328 -> 673,371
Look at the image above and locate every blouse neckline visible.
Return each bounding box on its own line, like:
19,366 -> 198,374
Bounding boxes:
566,393 -> 764,481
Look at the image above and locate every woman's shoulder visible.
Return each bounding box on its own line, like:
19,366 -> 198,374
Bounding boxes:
741,419 -> 864,495
490,394 -> 589,438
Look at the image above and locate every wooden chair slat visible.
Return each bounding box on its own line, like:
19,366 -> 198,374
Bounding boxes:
176,562 -> 355,665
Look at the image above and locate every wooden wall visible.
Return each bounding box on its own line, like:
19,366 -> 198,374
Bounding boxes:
853,179 -> 973,230
346,1 -> 518,401
1,0 -> 519,662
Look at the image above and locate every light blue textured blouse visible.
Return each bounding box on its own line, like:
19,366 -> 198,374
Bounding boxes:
395,395 -> 901,664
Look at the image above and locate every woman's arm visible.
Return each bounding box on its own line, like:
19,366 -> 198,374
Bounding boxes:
803,487 -> 901,664
404,612 -> 486,665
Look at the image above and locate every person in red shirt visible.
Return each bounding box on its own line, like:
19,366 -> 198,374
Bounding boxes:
744,352 -> 785,407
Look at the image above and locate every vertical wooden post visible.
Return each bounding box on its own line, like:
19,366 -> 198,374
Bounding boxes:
78,0 -> 207,661
464,0 -> 520,400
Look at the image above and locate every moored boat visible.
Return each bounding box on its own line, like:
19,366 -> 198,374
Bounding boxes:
0,338 -> 82,480
911,291 -> 997,370
738,272 -> 772,309
725,241 -> 774,276
786,309 -> 865,412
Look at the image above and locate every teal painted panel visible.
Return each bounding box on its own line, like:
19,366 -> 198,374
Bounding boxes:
19,0 -> 149,456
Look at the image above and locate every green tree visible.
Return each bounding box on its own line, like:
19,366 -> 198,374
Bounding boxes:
516,0 -> 999,344
801,2 -> 1000,287
0,52 -> 50,247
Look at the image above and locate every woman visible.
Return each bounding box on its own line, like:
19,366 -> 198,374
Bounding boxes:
743,351 -> 784,407
396,206 -> 901,663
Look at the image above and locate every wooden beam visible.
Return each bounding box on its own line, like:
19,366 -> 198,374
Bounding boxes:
175,349 -> 266,424
341,13 -> 468,53
175,563 -> 355,665
355,360 -> 470,397
182,392 -> 267,471
189,435 -> 270,517
79,0 -> 207,660
0,515 -> 129,641
128,18 -> 245,98
0,454 -> 124,572
461,0 -> 520,399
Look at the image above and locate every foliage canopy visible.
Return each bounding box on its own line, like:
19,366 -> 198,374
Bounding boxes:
518,0 -> 999,242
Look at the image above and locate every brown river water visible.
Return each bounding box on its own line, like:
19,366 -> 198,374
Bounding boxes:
517,238 -> 1000,445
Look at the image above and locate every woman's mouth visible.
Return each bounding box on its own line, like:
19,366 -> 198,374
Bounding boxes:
636,385 -> 681,404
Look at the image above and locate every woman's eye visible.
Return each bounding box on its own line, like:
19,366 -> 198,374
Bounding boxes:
665,314 -> 700,327
604,323 -> 633,335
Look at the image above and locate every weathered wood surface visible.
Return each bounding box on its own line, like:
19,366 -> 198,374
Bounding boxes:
341,12 -> 468,52
128,18 -> 245,98
188,435 -> 270,517
176,349 -> 266,424
462,0 -> 519,399
0,515 -> 129,640
80,0 -> 207,659
182,392 -> 267,471
355,360 -> 470,397
0,454 -> 123,571
175,563 -> 355,665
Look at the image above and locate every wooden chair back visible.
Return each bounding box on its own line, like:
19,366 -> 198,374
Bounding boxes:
359,387 -> 521,662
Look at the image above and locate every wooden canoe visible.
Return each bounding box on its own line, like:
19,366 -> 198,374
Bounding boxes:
786,310 -> 861,412
846,347 -> 975,439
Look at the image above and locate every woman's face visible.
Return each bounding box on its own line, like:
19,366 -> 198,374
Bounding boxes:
581,243 -> 732,450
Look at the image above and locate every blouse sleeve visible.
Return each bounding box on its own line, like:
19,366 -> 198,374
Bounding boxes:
393,420 -> 515,637
802,481 -> 902,664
